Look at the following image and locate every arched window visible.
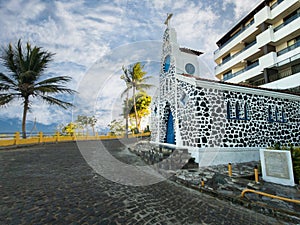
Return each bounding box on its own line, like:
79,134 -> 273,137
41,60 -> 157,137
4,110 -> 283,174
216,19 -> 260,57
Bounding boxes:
275,106 -> 279,122
235,102 -> 240,119
244,102 -> 249,120
227,101 -> 232,119
281,108 -> 286,123
154,106 -> 157,115
268,106 -> 273,122
163,55 -> 171,72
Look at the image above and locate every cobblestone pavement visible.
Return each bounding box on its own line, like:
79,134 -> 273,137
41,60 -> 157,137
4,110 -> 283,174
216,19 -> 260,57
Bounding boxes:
0,142 -> 288,225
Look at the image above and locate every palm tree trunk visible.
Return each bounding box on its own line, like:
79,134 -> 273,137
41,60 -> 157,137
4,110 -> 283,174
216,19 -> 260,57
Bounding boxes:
92,126 -> 95,136
22,98 -> 29,139
133,87 -> 139,132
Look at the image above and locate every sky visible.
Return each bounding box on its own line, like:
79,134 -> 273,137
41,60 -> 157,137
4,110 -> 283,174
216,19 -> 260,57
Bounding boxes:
0,0 -> 262,133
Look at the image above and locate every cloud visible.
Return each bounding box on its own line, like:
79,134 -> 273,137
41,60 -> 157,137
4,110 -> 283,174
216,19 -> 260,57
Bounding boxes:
222,0 -> 262,20
0,0 -> 262,131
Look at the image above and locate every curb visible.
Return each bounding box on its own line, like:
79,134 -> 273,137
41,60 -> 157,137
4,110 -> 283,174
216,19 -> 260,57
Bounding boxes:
171,176 -> 300,224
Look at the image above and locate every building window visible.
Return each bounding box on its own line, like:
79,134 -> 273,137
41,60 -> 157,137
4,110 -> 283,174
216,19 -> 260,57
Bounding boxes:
180,92 -> 189,106
244,103 -> 250,120
275,106 -> 279,122
268,105 -> 273,122
281,108 -> 286,123
268,105 -> 287,123
163,55 -> 171,72
223,70 -> 233,81
227,101 -> 250,120
227,101 -> 232,119
154,106 -> 157,115
235,102 -> 240,119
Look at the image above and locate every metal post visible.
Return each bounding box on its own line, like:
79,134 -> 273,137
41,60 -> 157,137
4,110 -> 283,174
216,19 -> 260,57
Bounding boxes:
228,163 -> 232,177
201,179 -> 205,187
39,132 -> 43,143
254,165 -> 259,183
15,132 -> 20,145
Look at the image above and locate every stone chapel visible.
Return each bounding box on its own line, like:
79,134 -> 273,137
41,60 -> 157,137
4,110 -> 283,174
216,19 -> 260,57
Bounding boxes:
150,17 -> 300,165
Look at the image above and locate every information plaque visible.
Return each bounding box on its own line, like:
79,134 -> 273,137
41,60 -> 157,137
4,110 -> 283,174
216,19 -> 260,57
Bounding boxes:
260,149 -> 295,186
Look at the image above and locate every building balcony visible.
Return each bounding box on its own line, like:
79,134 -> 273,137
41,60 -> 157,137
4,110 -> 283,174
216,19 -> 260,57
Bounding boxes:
215,41 -> 259,75
223,61 -> 259,81
261,70 -> 300,90
270,0 -> 284,10
277,41 -> 300,56
254,5 -> 272,27
262,52 -> 300,89
274,11 -> 300,32
214,21 -> 257,60
271,0 -> 300,21
256,26 -> 275,48
256,15 -> 300,49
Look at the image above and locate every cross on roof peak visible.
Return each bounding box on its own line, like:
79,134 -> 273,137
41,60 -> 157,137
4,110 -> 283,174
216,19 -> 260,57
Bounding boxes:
164,13 -> 173,27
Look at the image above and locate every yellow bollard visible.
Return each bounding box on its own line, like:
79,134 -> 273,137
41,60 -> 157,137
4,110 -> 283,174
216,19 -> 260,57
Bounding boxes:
15,132 -> 20,145
39,132 -> 43,143
201,179 -> 205,187
254,165 -> 259,183
228,163 -> 232,177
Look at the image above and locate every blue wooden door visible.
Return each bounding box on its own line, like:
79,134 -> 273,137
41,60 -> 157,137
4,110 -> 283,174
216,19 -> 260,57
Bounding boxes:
166,110 -> 175,144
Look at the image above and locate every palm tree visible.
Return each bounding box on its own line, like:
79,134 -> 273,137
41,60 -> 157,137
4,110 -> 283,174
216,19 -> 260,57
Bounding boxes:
0,39 -> 76,138
121,62 -> 152,132
88,116 -> 97,136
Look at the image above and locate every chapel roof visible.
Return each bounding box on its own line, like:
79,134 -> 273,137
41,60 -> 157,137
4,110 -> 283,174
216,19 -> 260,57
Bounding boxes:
179,47 -> 203,56
179,73 -> 300,97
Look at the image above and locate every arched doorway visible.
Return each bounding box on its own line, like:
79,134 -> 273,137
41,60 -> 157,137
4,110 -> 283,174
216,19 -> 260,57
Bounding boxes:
166,109 -> 175,144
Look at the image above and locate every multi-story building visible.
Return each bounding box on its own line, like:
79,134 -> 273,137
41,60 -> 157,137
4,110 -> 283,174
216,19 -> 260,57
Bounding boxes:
214,0 -> 300,93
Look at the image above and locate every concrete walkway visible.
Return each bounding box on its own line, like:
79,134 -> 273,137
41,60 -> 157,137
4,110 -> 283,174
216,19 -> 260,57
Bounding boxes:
0,142 -> 292,224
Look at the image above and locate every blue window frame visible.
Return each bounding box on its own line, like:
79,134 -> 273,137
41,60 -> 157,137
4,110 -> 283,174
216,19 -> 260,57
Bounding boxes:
227,101 -> 232,119
163,55 -> 171,72
235,102 -> 240,119
244,103 -> 249,120
281,108 -> 287,123
268,106 -> 273,122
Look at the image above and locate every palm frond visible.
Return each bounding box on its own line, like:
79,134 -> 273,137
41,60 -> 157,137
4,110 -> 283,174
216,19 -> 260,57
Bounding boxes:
121,86 -> 131,98
1,44 -> 18,75
34,84 -> 77,95
136,83 -> 153,91
35,76 -> 72,86
39,95 -> 74,109
0,73 -> 17,89
0,93 -> 16,106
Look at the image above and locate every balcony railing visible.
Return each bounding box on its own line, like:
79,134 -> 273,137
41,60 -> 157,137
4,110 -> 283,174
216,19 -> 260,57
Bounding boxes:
269,63 -> 300,82
223,61 -> 259,81
215,40 -> 257,69
214,20 -> 254,54
277,41 -> 300,56
274,12 -> 300,32
270,0 -> 284,10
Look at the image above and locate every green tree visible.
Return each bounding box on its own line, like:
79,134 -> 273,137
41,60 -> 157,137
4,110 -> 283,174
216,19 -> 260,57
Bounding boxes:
125,92 -> 151,129
121,62 -> 152,131
76,115 -> 88,135
88,116 -> 97,135
76,115 -> 97,136
62,122 -> 77,136
108,119 -> 125,136
0,40 -> 75,138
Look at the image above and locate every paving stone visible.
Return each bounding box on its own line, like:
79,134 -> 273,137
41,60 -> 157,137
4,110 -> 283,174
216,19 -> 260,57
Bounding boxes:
0,142 -> 295,224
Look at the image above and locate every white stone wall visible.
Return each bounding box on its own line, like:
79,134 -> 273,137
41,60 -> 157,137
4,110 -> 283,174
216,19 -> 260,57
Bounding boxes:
153,77 -> 300,148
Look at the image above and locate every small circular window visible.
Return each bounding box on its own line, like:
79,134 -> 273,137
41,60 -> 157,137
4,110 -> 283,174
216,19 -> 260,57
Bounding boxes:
163,55 -> 171,72
185,63 -> 195,74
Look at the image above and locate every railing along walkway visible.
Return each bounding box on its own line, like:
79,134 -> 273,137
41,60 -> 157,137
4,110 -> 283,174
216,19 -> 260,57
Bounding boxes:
0,132 -> 151,147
